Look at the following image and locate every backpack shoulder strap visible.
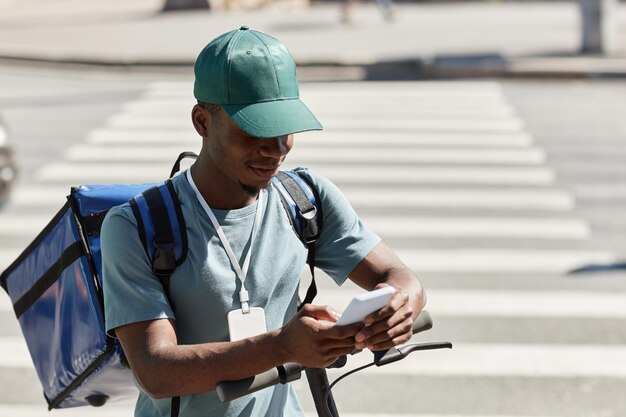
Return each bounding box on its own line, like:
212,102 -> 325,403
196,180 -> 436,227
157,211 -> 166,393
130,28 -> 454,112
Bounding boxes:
271,171 -> 323,307
129,179 -> 188,298
132,155 -> 195,417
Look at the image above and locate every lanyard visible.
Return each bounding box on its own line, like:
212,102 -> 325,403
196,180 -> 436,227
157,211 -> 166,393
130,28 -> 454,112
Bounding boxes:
186,169 -> 264,314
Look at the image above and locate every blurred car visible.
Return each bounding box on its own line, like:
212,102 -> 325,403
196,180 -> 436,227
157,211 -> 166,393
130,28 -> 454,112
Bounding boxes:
0,116 -> 17,207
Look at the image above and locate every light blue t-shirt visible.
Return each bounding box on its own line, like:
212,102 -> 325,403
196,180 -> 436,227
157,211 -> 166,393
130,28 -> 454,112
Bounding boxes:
101,167 -> 380,417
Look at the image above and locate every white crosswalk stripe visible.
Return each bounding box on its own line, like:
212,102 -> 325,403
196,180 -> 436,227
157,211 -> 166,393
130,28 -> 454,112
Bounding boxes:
0,407 -> 551,417
1,334 -> 624,378
0,214 -> 591,240
65,144 -> 548,164
6,287 -> 626,319
124,102 -> 519,119
107,114 -> 527,133
313,288 -> 626,319
37,163 -> 562,188
88,130 -> 535,147
1,80 -> 625,416
397,248 -> 616,273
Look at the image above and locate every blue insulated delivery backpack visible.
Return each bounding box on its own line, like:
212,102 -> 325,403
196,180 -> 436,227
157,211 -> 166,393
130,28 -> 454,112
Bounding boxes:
0,153 -> 321,410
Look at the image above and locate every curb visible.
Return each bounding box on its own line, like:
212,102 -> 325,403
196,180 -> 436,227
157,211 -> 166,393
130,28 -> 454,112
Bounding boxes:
2,53 -> 626,80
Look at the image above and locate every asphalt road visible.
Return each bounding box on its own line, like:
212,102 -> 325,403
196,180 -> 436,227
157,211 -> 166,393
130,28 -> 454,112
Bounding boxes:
0,63 -> 625,417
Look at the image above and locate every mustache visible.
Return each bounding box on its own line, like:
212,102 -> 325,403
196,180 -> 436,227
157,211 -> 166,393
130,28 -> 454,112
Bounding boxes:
249,158 -> 283,169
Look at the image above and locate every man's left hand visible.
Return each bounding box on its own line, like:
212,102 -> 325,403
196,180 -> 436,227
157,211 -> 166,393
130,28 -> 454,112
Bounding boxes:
353,283 -> 414,351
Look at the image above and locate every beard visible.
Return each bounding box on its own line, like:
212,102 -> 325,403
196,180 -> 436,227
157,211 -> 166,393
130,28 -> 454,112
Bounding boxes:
238,181 -> 269,198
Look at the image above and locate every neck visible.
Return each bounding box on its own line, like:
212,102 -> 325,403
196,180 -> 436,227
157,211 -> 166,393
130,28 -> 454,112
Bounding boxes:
189,162 -> 259,210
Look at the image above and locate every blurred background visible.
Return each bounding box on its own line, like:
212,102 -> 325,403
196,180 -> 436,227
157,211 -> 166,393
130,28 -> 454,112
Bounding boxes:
0,0 -> 625,416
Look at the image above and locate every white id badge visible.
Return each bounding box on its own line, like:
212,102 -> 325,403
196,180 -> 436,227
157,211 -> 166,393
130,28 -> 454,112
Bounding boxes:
227,307 -> 267,341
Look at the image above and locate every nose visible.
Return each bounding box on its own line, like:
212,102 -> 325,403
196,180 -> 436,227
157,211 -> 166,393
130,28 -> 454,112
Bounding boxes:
259,135 -> 293,158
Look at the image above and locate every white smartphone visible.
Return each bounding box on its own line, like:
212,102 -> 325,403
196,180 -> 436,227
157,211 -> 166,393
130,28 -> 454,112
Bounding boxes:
335,286 -> 395,326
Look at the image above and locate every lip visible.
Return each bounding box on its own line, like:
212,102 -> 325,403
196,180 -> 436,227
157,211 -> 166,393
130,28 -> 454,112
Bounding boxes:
249,165 -> 280,180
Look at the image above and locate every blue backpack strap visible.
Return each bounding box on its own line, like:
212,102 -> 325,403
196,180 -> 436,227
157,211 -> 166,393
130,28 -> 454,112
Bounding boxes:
130,153 -> 197,417
129,179 -> 187,298
271,171 -> 322,306
130,178 -> 188,417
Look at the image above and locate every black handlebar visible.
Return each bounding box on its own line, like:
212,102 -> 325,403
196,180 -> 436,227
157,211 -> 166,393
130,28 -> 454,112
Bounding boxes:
216,362 -> 304,402
216,310 -> 449,403
410,309 -> 433,334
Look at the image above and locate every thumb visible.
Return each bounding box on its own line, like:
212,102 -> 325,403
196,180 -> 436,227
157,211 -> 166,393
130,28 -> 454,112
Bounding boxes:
300,304 -> 340,323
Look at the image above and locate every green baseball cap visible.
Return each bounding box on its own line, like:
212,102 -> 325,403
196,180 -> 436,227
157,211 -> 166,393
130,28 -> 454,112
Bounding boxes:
193,26 -> 323,138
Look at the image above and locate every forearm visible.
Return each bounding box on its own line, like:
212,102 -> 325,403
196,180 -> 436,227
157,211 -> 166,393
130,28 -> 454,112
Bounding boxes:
119,305 -> 362,399
350,242 -> 427,318
380,266 -> 426,319
119,323 -> 288,399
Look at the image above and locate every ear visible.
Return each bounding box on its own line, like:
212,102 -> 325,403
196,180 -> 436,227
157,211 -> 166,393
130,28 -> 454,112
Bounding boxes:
191,104 -> 210,137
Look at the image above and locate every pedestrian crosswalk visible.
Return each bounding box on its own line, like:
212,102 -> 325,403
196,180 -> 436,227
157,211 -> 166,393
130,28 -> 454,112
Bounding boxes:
0,80 -> 625,416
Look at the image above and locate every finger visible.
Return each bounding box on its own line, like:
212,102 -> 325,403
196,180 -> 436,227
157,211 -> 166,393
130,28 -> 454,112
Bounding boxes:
302,316 -> 335,331
324,346 -> 361,362
325,322 -> 364,340
310,339 -> 362,367
355,309 -> 412,349
309,338 -> 357,361
357,303 -> 412,342
367,331 -> 413,352
368,289 -> 411,323
362,317 -> 413,349
301,304 -> 341,323
361,289 -> 407,326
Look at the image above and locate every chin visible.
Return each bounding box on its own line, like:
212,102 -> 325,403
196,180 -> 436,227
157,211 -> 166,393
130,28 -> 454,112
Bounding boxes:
239,182 -> 265,197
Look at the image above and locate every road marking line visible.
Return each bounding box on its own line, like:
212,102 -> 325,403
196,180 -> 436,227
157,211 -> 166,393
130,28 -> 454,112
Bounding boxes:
336,343 -> 626,378
6,186 -> 71,207
31,164 -> 572,209
3,333 -> 625,378
86,128 -> 196,144
426,289 -> 626,318
341,187 -> 573,210
305,415 -> 555,417
0,404 -> 137,417
35,163 -> 179,183
0,336 -> 33,367
0,215 -> 53,237
0,213 -> 589,240
288,148 -> 544,164
396,249 -> 617,273
6,286 -> 626,320
0,249 -> 21,273
574,184 -> 626,199
35,158 -> 558,185
362,216 -> 590,239
124,104 -> 518,119
106,114 -> 525,133
144,87 -> 509,100
298,132 -> 534,147
148,80 -> 506,91
88,129 -> 533,147
65,145 -> 546,165
32,164 -> 571,209
38,162 -> 551,184
0,405 -> 549,417
319,117 -> 526,132
315,289 -> 626,319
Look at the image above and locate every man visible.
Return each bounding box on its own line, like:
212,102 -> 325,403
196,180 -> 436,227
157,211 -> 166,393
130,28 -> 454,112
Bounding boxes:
101,26 -> 425,417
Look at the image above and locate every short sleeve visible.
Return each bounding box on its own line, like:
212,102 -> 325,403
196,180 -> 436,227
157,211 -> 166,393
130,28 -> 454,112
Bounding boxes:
293,167 -> 381,285
101,205 -> 174,337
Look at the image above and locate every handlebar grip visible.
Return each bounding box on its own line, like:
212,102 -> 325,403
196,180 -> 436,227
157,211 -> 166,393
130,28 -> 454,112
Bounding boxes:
216,312 -> 435,402
216,363 -> 303,402
412,310 -> 433,335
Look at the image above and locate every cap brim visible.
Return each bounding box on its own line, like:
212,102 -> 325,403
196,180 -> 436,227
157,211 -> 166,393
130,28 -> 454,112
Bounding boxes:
222,98 -> 323,138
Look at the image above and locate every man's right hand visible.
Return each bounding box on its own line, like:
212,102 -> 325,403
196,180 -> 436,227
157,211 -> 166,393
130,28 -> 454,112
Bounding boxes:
275,304 -> 364,368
